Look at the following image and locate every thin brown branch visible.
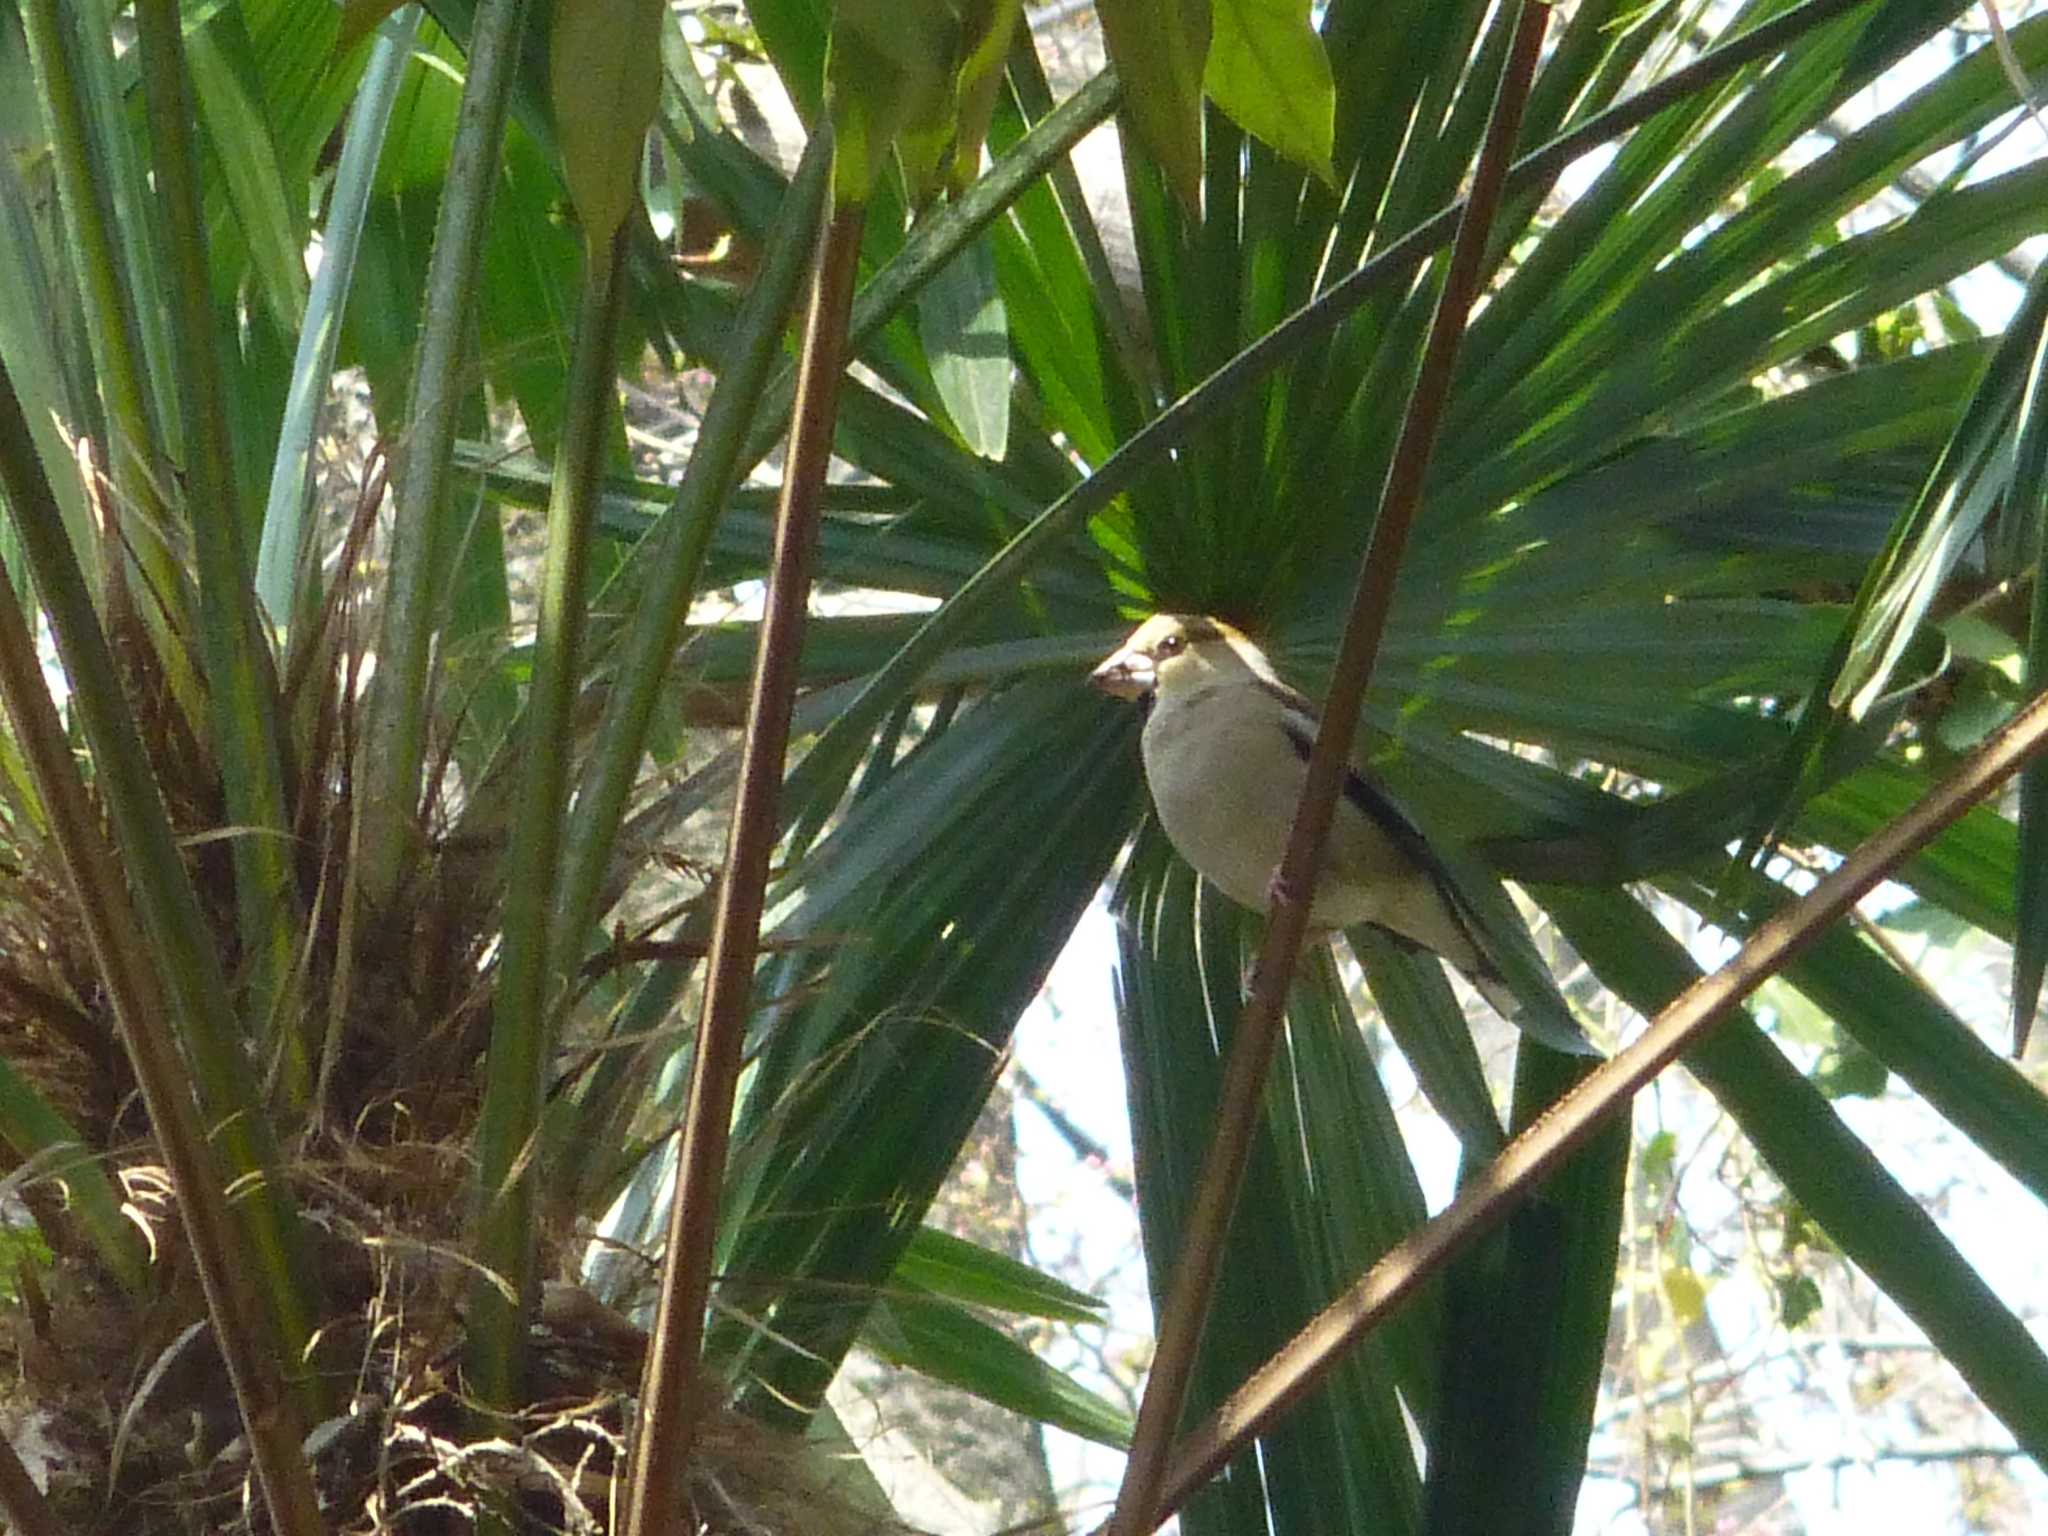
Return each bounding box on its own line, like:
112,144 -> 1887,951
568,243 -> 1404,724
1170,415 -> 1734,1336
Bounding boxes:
1102,8 -> 1554,1534
620,193 -> 862,1536
1157,680 -> 2048,1519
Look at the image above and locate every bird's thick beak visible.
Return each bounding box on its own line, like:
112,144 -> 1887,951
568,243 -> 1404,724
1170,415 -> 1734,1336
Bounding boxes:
1089,646 -> 1152,700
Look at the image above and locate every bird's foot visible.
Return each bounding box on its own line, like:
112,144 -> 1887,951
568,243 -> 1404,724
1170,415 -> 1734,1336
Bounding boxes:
1242,869 -> 1330,996
1264,867 -> 1311,915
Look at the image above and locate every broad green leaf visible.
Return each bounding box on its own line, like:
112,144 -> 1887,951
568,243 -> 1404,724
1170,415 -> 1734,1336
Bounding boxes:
185,7 -> 307,331
370,13 -> 464,195
1099,0 -> 1211,212
551,0 -> 665,248
890,0 -> 1025,202
918,234 -> 1011,459
478,119 -> 589,459
1206,0 -> 1334,185
942,0 -> 1023,198
832,0 -> 959,76
826,0 -> 957,207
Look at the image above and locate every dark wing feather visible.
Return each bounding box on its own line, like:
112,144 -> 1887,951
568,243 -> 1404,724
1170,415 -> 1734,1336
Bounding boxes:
1273,692 -> 1598,1053
1275,705 -> 1447,877
1275,705 -> 1509,987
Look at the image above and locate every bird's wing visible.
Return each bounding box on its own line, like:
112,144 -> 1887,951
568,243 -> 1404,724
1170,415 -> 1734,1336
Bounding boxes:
1272,702 -> 1468,900
1274,705 -> 1596,1050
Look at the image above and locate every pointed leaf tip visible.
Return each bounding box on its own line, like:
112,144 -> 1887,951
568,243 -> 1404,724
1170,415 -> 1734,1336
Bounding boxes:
552,0 -> 666,248
920,236 -> 1012,460
1206,0 -> 1336,186
1099,0 -> 1212,213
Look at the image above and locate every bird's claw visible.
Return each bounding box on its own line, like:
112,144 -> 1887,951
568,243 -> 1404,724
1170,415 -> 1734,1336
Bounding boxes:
1265,868 -> 1308,914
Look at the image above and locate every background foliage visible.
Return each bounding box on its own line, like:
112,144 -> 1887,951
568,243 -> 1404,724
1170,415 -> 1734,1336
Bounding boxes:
0,0 -> 2047,1531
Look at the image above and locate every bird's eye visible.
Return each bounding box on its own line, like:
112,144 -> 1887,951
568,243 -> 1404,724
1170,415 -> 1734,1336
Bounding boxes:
1156,634 -> 1185,658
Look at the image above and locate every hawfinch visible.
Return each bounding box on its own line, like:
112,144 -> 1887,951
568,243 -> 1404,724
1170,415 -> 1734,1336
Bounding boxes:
1091,613 -> 1523,1020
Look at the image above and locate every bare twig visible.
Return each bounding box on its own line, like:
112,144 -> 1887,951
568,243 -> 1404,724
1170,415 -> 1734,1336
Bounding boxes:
621,193 -> 862,1536
1102,8 -> 1554,1534
1156,680 -> 2048,1520
1013,1064 -> 1137,1203
1589,1440 -> 2032,1493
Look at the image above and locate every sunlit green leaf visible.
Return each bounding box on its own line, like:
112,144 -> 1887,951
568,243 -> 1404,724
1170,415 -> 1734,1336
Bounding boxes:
894,1227 -> 1106,1323
918,234 -> 1010,458
826,0 -> 957,206
1098,0 -> 1211,211
1206,0 -> 1333,184
551,0 -> 665,246
865,1290 -> 1134,1447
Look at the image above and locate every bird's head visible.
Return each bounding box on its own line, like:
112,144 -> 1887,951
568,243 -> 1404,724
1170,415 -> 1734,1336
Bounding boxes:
1089,614 -> 1280,701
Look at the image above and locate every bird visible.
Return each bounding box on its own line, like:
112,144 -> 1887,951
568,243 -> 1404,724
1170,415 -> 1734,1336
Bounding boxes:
1090,613 -> 1528,1022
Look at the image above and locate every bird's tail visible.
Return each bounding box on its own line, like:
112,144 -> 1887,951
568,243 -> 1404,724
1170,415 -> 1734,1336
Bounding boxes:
1467,955 -> 1598,1057
1470,966 -> 1525,1024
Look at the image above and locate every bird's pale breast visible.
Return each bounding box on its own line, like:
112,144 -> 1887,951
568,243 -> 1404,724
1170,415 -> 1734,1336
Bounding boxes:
1139,680 -> 1384,926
